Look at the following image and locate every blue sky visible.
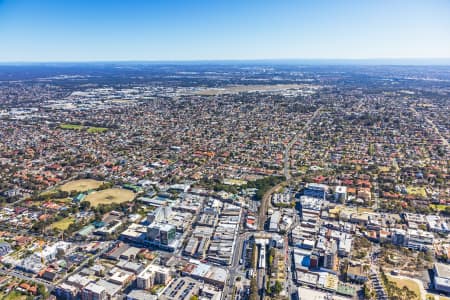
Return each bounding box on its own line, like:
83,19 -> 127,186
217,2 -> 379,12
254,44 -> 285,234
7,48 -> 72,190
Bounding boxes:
0,0 -> 449,62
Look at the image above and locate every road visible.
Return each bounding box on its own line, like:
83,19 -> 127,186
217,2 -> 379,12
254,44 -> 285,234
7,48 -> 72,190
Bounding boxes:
258,106 -> 323,231
0,241 -> 115,295
283,106 -> 323,181
5,174 -> 82,208
410,107 -> 449,149
372,181 -> 380,211
221,107 -> 325,299
55,241 -> 116,285
0,269 -> 55,291
223,232 -> 253,300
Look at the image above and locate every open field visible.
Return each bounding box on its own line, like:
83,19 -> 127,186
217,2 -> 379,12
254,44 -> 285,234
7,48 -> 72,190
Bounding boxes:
50,217 -> 75,230
223,178 -> 248,186
60,123 -> 108,133
407,186 -> 427,197
59,179 -> 103,192
387,275 -> 422,300
39,189 -> 63,198
87,127 -> 108,133
84,188 -> 135,207
430,204 -> 447,211
60,123 -> 84,130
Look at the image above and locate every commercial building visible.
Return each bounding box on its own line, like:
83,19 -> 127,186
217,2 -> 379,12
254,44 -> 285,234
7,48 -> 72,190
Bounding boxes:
334,186 -> 347,202
269,211 -> 281,232
81,282 -> 107,300
120,222 -> 180,251
434,263 -> 450,293
136,264 -> 171,289
159,277 -> 199,300
302,183 -> 328,200
147,223 -> 177,246
181,259 -> 228,288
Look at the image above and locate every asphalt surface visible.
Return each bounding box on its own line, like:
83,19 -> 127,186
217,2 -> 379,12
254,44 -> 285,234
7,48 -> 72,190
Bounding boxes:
0,268 -> 55,291
223,232 -> 253,300
283,106 -> 323,181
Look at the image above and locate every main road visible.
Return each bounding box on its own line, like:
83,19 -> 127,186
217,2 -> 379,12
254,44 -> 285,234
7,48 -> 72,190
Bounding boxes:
259,106 -> 323,231
222,231 -> 254,300
283,106 -> 323,181
0,269 -> 55,291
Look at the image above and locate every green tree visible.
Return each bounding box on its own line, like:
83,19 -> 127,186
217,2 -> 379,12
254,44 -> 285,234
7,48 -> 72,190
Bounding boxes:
37,284 -> 49,299
273,280 -> 283,295
88,258 -> 94,267
80,200 -> 91,210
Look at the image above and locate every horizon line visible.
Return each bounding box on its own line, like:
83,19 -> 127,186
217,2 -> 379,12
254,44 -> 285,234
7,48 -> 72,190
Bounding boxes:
1,57 -> 450,66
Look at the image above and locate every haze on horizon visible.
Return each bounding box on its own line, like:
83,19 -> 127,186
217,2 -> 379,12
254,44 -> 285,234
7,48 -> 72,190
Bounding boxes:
0,0 -> 449,62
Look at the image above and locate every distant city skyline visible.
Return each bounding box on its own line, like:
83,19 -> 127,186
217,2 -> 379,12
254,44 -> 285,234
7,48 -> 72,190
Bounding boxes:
0,0 -> 449,62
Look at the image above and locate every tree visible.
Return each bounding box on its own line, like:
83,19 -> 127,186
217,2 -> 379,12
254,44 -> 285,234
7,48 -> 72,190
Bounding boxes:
273,280 -> 283,295
269,248 -> 276,267
37,284 -> 49,299
98,182 -> 113,190
266,281 -> 272,295
363,283 -> 372,299
88,258 -> 94,266
80,200 -> 90,210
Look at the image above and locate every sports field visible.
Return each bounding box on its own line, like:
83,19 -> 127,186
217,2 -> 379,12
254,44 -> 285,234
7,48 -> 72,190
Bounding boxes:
59,179 -> 104,192
84,188 -> 135,207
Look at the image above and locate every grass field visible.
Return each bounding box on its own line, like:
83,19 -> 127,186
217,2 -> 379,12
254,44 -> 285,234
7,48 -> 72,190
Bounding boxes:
39,189 -> 62,198
59,179 -> 103,192
87,127 -> 108,133
50,217 -> 75,230
387,275 -> 422,300
84,188 -> 135,207
60,123 -> 84,130
60,123 -> 108,133
2,291 -> 27,300
407,186 -> 427,197
223,178 -> 248,186
430,204 -> 448,211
